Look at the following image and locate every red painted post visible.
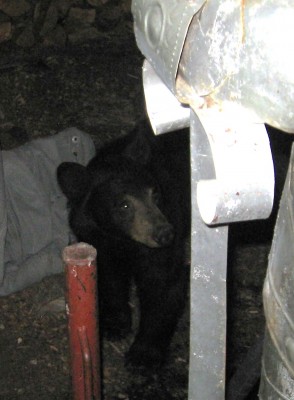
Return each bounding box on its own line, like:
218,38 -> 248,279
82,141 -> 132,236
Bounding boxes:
63,242 -> 101,400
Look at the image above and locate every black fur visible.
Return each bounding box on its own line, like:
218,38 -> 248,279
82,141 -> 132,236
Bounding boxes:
57,121 -> 190,368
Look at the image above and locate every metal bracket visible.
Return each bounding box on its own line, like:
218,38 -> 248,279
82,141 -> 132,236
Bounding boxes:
143,60 -> 274,225
142,60 -> 190,135
194,104 -> 274,225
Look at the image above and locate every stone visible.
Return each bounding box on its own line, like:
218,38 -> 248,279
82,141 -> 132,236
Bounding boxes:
53,0 -> 73,17
40,4 -> 59,37
0,0 -> 30,18
96,5 -> 121,31
68,26 -> 100,44
37,297 -> 66,315
33,2 -> 42,23
68,7 -> 96,25
87,0 -> 102,7
72,0 -> 84,5
122,0 -> 131,13
43,25 -> 67,47
15,23 -> 35,47
0,21 -> 11,43
0,10 -> 9,22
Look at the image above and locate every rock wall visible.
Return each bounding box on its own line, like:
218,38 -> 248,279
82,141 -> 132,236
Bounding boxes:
0,0 -> 131,47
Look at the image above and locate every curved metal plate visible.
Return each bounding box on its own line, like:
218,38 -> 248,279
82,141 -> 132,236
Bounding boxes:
195,105 -> 274,225
142,60 -> 190,134
132,0 -> 204,94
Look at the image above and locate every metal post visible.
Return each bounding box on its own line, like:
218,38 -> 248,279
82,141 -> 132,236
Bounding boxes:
63,242 -> 101,400
188,110 -> 228,399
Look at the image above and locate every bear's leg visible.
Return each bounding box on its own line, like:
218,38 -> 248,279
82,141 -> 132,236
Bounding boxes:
99,263 -> 132,339
127,265 -> 187,368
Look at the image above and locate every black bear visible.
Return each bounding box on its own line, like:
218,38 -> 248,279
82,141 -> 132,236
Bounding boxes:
57,121 -> 190,368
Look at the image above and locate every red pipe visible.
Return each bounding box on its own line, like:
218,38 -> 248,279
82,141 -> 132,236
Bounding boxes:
63,242 -> 101,400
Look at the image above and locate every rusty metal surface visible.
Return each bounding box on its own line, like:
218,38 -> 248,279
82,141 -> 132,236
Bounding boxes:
63,242 -> 101,400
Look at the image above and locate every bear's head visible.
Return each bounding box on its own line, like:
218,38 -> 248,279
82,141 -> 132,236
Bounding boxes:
57,125 -> 175,249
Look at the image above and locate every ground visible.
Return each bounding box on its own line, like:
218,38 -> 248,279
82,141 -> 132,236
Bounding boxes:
0,4 -> 292,400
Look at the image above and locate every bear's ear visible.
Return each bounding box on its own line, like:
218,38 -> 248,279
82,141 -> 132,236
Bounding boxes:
123,120 -> 154,165
57,162 -> 90,203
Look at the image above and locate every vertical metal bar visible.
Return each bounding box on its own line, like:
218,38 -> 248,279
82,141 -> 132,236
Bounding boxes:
188,110 -> 228,399
63,242 -> 101,400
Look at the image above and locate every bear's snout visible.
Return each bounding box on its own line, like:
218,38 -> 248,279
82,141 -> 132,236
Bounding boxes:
153,223 -> 174,247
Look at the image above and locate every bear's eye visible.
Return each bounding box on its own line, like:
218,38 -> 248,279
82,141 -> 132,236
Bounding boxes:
119,200 -> 130,210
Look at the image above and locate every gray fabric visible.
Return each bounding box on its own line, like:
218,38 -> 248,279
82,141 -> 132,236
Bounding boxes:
0,127 -> 95,296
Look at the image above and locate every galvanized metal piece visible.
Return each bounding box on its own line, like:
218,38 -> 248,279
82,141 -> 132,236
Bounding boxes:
177,0 -> 294,133
63,242 -> 101,400
131,1 -> 294,399
142,62 -> 274,225
259,145 -> 294,399
133,0 -> 294,133
142,60 -> 190,135
189,110 -> 227,399
132,0 -> 204,94
195,105 -> 274,225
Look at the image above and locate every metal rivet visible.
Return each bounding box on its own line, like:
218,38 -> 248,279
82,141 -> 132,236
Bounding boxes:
144,4 -> 164,48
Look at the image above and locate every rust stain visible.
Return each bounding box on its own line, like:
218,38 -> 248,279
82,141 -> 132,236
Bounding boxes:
199,95 -> 218,110
205,95 -> 215,108
241,0 -> 246,44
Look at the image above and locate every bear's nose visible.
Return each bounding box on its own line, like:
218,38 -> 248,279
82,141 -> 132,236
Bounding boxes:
153,224 -> 175,247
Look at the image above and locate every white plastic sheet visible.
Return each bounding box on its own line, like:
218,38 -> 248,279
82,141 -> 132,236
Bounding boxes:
0,128 -> 95,296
